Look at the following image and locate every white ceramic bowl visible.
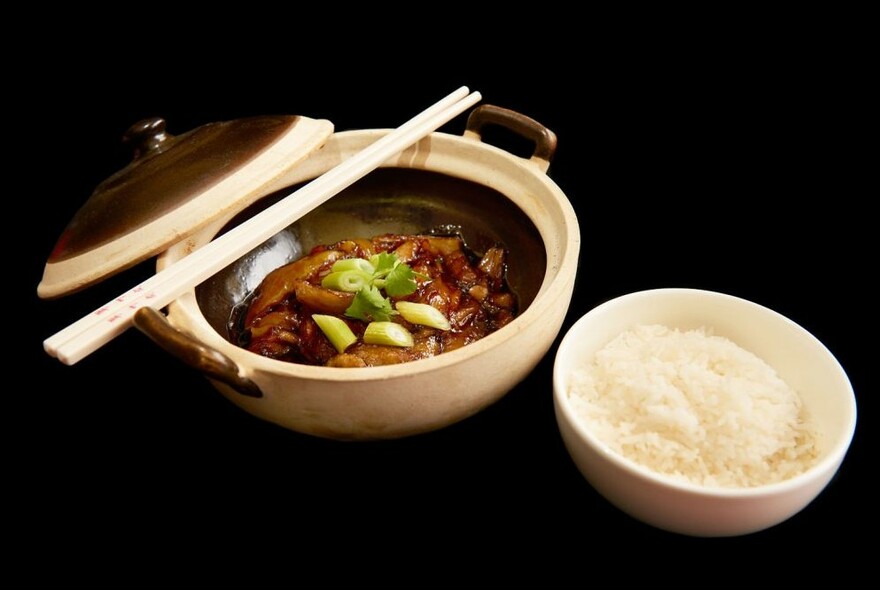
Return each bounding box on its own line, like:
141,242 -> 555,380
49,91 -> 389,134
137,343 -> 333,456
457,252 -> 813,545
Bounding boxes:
553,288 -> 857,537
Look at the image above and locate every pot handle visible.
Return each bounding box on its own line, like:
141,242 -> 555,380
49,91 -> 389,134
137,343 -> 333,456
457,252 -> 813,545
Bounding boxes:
132,307 -> 263,398
463,105 -> 558,173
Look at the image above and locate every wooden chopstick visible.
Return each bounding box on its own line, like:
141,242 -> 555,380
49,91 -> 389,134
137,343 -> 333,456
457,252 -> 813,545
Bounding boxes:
44,86 -> 481,365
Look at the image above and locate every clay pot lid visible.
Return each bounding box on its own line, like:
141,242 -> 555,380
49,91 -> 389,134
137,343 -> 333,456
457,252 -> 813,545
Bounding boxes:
38,114 -> 333,299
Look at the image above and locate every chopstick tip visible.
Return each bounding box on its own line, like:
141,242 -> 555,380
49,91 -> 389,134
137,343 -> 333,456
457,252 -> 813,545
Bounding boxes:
43,340 -> 58,358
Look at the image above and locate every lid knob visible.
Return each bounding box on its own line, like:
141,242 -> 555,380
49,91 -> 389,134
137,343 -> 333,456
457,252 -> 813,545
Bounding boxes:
123,117 -> 173,160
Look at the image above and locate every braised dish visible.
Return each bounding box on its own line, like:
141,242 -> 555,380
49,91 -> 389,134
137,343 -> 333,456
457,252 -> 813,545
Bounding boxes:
147,110 -> 579,439
234,231 -> 516,367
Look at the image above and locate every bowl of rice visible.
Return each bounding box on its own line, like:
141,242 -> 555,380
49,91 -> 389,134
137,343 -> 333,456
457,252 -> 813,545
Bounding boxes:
553,288 -> 857,537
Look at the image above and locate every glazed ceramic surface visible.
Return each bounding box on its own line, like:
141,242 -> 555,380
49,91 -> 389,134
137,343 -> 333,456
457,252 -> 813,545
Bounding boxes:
157,123 -> 580,440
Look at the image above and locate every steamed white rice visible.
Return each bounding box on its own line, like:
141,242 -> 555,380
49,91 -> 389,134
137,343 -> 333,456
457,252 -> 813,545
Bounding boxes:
567,324 -> 818,488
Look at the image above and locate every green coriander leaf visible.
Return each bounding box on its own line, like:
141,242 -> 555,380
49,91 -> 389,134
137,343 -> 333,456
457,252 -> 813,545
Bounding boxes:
384,262 -> 419,296
345,285 -> 396,322
370,252 -> 400,278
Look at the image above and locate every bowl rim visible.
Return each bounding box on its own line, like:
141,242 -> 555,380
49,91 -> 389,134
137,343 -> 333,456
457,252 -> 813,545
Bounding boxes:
553,287 -> 858,498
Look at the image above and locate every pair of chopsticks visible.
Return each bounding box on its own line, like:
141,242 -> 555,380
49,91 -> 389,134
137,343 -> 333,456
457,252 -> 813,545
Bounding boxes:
44,86 -> 482,365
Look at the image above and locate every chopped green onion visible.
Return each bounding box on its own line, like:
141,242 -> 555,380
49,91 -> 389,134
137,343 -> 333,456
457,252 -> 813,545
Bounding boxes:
321,270 -> 373,292
395,301 -> 451,330
363,321 -> 414,348
312,314 -> 357,353
331,258 -> 375,274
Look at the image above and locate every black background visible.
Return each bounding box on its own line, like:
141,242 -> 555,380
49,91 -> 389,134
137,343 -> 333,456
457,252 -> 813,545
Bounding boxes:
17,29 -> 870,572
